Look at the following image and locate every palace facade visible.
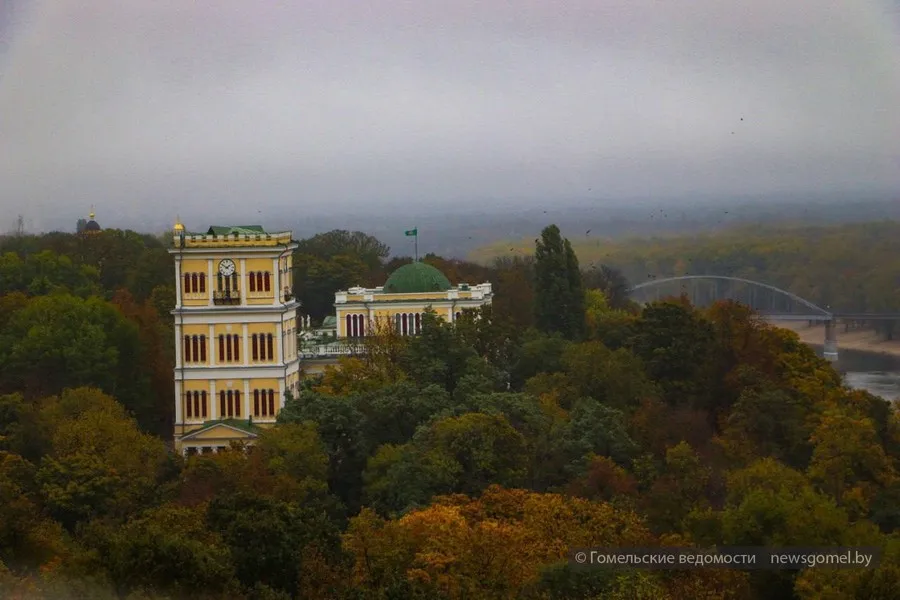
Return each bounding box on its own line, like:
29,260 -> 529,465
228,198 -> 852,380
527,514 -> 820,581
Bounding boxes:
300,261 -> 493,374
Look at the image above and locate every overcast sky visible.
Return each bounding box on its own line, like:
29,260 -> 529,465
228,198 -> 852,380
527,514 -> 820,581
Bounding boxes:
1,0 -> 899,231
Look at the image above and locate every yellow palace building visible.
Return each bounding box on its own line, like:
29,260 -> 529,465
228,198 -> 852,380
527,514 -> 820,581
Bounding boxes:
169,224 -> 301,455
300,262 -> 494,372
335,262 -> 494,336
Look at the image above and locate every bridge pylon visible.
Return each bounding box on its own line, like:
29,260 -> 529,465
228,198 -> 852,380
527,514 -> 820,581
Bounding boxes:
823,319 -> 838,362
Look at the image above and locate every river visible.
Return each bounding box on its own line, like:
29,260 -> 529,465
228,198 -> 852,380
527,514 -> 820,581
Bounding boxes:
810,345 -> 900,402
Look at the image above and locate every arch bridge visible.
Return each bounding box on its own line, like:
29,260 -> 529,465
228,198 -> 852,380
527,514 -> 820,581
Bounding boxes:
627,275 -> 900,361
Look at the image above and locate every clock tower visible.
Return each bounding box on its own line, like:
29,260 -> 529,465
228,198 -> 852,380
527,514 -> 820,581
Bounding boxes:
169,224 -> 301,454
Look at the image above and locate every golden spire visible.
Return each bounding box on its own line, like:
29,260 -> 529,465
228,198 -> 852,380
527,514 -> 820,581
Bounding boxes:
89,204 -> 95,220
174,215 -> 184,231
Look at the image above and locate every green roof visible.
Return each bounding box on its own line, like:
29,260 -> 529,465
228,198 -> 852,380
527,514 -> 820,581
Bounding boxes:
383,262 -> 452,294
321,316 -> 337,328
206,225 -> 267,235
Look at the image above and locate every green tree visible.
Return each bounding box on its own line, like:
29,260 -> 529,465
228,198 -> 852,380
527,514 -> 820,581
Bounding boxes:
206,492 -> 341,598
534,225 -> 585,339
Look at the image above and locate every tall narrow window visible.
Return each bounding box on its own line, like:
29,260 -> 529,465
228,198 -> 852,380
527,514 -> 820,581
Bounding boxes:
224,274 -> 231,293
218,334 -> 225,361
186,393 -> 193,418
232,272 -> 238,292
345,314 -> 352,337
254,389 -> 260,416
217,273 -> 224,291
191,273 -> 198,293
219,391 -> 226,416
401,313 -> 408,336
226,335 -> 232,361
199,273 -> 206,293
192,336 -> 199,361
256,272 -> 263,291
415,313 -> 421,334
193,392 -> 200,419
249,272 -> 256,292
232,335 -> 240,362
199,335 -> 207,362
359,317 -> 366,338
268,389 -> 275,416
267,334 -> 274,360
234,390 -> 241,417
263,272 -> 271,291
201,391 -> 207,418
225,390 -> 232,416
252,334 -> 259,360
184,335 -> 191,362
395,314 -> 401,333
184,273 -> 191,293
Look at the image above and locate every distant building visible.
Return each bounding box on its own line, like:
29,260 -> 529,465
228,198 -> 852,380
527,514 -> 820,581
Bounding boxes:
78,209 -> 101,235
299,261 -> 494,375
335,261 -> 493,336
168,223 -> 301,455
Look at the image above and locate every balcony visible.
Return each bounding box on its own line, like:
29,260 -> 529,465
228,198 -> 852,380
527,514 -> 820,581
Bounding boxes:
213,291 -> 241,306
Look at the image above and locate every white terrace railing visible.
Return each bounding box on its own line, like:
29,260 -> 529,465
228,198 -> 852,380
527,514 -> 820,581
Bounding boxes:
299,342 -> 364,359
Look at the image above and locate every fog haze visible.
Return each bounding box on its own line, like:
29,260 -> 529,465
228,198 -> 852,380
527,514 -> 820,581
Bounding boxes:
1,0 -> 899,232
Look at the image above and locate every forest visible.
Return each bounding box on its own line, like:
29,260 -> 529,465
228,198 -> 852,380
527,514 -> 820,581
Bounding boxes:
473,221 -> 900,315
0,223 -> 899,599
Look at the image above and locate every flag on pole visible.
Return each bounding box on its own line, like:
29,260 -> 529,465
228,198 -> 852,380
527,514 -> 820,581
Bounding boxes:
405,228 -> 418,236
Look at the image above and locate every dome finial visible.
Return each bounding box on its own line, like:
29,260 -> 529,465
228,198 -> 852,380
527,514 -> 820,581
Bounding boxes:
89,204 -> 95,220
174,215 -> 184,231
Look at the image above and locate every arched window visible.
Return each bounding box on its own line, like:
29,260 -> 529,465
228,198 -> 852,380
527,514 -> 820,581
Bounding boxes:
184,272 -> 191,293
200,391 -> 207,418
401,313 -> 408,336
191,273 -> 198,293
249,271 -> 256,292
184,335 -> 191,362
395,314 -> 401,333
231,272 -> 238,292
234,390 -> 241,417
193,391 -> 200,419
252,334 -> 259,360
254,389 -> 260,416
263,271 -> 271,292
359,316 -> 366,337
345,314 -> 352,338
267,334 -> 274,360
268,389 -> 275,416
218,334 -> 225,361
256,272 -> 263,291
455,311 -> 461,321
226,335 -> 232,361
219,390 -> 226,416
199,335 -> 207,362
199,273 -> 206,293
186,393 -> 193,418
192,336 -> 199,361
415,313 -> 421,334
232,335 -> 240,362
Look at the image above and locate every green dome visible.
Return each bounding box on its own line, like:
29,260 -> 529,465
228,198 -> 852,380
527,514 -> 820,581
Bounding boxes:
383,262 -> 452,294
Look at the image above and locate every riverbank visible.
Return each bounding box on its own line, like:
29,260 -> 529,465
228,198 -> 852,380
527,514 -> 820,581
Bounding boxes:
774,322 -> 900,358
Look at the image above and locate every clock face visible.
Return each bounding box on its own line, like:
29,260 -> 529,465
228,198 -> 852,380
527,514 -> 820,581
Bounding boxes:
218,259 -> 236,276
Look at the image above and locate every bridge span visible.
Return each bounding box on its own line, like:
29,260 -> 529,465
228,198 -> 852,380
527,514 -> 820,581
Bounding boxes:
628,275 -> 900,362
